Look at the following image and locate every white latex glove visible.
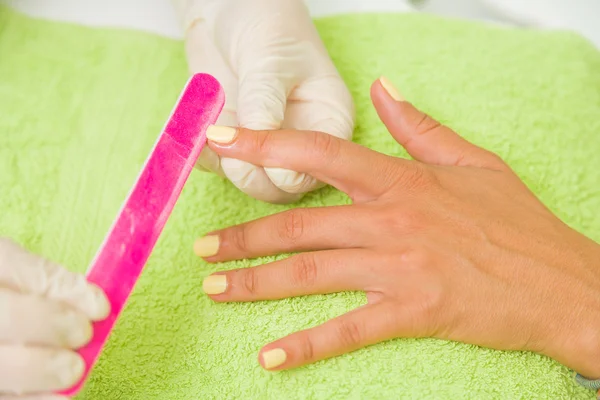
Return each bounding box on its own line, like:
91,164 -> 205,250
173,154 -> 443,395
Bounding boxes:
172,0 -> 355,203
0,238 -> 109,399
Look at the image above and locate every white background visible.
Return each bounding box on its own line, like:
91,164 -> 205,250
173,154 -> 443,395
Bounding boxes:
1,0 -> 599,47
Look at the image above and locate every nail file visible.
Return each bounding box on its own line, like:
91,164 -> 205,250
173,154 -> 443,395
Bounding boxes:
59,73 -> 225,396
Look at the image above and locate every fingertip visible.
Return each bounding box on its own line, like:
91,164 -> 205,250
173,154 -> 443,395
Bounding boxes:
370,78 -> 408,125
86,283 -> 111,321
65,311 -> 94,349
371,76 -> 405,102
49,349 -> 86,390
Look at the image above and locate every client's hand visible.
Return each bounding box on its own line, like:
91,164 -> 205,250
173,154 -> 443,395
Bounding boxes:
195,78 -> 600,382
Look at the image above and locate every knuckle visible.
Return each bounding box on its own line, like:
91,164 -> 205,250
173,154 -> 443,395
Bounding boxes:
336,319 -> 364,348
290,254 -> 318,288
242,268 -> 259,295
392,164 -> 435,192
299,333 -> 315,362
231,225 -> 249,253
399,246 -> 432,272
308,131 -> 341,162
253,130 -> 274,154
397,248 -> 446,334
277,209 -> 306,243
414,113 -> 442,136
387,208 -> 426,233
415,293 -> 445,336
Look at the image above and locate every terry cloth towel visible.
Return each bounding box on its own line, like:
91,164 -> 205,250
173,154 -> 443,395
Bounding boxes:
1,5 -> 599,400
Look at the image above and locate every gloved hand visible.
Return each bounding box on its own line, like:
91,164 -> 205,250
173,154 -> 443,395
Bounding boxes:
172,0 -> 355,203
0,238 -> 109,398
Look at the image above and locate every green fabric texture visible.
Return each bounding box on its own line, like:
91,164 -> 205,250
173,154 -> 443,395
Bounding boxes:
1,5 -> 599,399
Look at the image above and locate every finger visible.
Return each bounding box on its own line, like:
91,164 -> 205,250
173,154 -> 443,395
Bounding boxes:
258,302 -> 399,370
0,239 -> 109,321
222,23 -> 306,203
193,206 -> 365,261
206,127 -> 407,201
0,346 -> 84,394
372,77 -> 507,170
264,76 -> 356,194
228,10 -> 299,132
263,167 -> 325,195
0,289 -> 92,348
202,249 -> 377,301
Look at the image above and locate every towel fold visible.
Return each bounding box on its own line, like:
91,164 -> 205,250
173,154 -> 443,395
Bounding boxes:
1,6 -> 599,399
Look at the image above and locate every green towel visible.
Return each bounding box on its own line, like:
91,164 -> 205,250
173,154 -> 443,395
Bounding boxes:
1,5 -> 599,399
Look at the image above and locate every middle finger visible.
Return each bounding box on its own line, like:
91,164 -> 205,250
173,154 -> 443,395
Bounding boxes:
202,249 -> 380,301
194,205 -> 371,261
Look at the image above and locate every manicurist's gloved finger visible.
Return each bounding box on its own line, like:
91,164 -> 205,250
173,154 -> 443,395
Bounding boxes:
0,239 -> 109,321
0,289 -> 91,348
0,346 -> 84,394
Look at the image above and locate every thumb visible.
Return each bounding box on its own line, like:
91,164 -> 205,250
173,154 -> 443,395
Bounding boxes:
220,26 -> 307,200
235,38 -> 302,130
233,52 -> 315,196
371,77 -> 506,170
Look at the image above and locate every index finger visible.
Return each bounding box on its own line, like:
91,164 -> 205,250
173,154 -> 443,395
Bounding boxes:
205,126 -> 409,201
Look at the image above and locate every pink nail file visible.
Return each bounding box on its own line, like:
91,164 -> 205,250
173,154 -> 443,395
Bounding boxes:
59,73 -> 224,396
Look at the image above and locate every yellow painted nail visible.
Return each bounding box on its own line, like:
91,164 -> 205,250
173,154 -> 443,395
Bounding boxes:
203,275 -> 228,295
379,76 -> 405,102
262,348 -> 287,370
206,125 -> 237,144
194,235 -> 220,257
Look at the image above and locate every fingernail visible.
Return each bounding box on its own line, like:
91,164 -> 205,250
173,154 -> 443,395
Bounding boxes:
203,275 -> 228,295
49,351 -> 85,387
194,235 -> 220,257
379,76 -> 404,101
206,125 -> 237,144
262,348 -> 287,370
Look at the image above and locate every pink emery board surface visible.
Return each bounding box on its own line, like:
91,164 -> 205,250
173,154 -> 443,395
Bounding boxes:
59,73 -> 224,396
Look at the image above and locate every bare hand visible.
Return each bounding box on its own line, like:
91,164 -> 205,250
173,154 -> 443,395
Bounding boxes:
195,78 -> 600,380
